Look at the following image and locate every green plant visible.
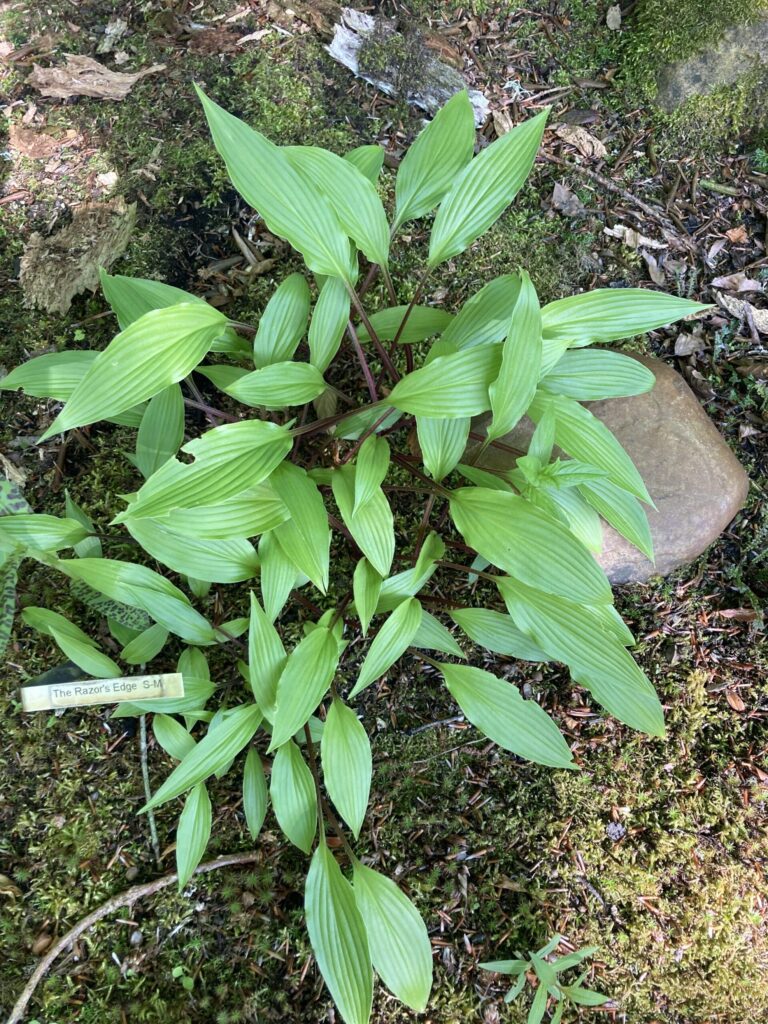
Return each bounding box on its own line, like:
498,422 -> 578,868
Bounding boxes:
0,88 -> 709,1022
481,935 -> 609,1022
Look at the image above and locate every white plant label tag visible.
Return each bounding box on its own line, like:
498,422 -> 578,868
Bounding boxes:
21,672 -> 185,712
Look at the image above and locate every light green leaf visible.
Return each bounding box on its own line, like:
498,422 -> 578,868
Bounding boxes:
56,557 -> 215,645
125,516 -> 259,583
353,435 -> 389,514
196,87 -> 352,279
562,984 -> 610,1006
353,862 -> 432,1011
306,842 -> 372,1024
64,491 -> 101,558
113,648 -> 215,717
375,531 -> 444,613
438,662 -> 573,768
416,416 -> 470,482
120,623 -> 169,665
498,577 -> 665,736
144,703 -> 262,809
352,558 -> 381,636
449,607 -> 550,661
394,89 -> 475,229
270,739 -> 316,853
40,304 -> 227,441
253,273 -> 310,367
321,699 -> 371,838
528,392 -> 651,504
530,485 -> 603,554
154,714 -> 196,761
0,514 -> 87,553
117,420 -> 292,522
176,782 -> 212,889
271,462 -> 330,592
22,606 -> 120,678
411,610 -> 465,658
344,144 -> 385,184
350,597 -> 422,698
243,746 -> 268,839
339,403 -> 402,441
134,384 -> 186,480
248,592 -> 286,719
441,273 -> 521,350
259,530 -> 303,621
309,276 -> 350,373
540,350 -> 656,400
428,109 -> 548,267
540,289 -> 710,348
389,345 -> 502,418
449,487 -> 611,604
579,478 -> 653,559
215,361 -> 325,409
163,483 -> 288,540
356,306 -> 453,345
331,465 -> 394,578
487,270 -> 541,441
269,627 -> 339,751
285,145 -> 389,267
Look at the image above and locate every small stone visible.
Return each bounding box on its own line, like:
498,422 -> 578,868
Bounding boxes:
129,929 -> 144,947
606,822 -> 626,842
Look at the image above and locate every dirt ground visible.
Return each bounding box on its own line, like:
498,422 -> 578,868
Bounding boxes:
0,2 -> 766,1022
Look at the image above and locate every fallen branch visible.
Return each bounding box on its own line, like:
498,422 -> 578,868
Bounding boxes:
6,851 -> 261,1024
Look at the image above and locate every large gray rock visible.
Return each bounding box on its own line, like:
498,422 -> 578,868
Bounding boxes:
472,356 -> 750,584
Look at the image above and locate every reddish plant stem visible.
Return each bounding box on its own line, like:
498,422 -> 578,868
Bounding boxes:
345,283 -> 401,382
346,321 -> 379,403
392,265 -> 431,347
183,397 -> 239,424
390,451 -> 449,498
412,491 -> 436,565
340,406 -> 396,465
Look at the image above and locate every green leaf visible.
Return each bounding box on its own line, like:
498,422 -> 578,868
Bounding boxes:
394,90 -> 475,229
449,487 -> 611,604
375,531 -> 444,613
64,491 -> 101,559
243,747 -> 269,839
350,597 -> 422,698
353,435 -> 390,514
162,483 -> 288,540
176,782 -> 212,889
331,465 -> 394,578
562,984 -> 610,1006
285,145 -> 389,267
442,274 -> 522,350
540,350 -> 655,400
214,361 -> 325,409
125,516 -> 259,583
411,610 -> 465,658
339,403 -> 402,441
389,345 -> 502,418
321,699 -> 371,838
144,703 -> 262,809
154,713 -> 196,761
309,276 -> 350,373
259,531 -> 302,621
56,557 -> 215,645
248,592 -> 286,720
252,273 -> 311,367
529,486 -> 602,554
0,514 -> 87,553
344,144 -> 385,184
40,304 -> 227,441
528,392 -> 651,504
526,981 -> 549,1024
352,861 -> 433,1011
306,842 -> 373,1024
540,288 -> 710,348
196,87 -> 352,279
487,270 -> 541,441
579,478 -> 653,560
270,739 -> 316,853
479,959 -> 530,976
117,420 -> 292,522
497,577 -> 664,736
120,622 -> 169,665
268,627 -> 339,751
21,606 -> 120,678
271,462 -> 330,592
0,553 -> 19,659
356,306 -> 453,345
428,109 -> 548,267
437,662 -> 573,768
449,607 -> 550,661
416,416 -> 470,482
352,558 -> 381,636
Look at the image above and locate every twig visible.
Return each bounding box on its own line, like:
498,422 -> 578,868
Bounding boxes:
345,283 -> 401,382
139,715 -> 162,870
6,851 -> 262,1024
183,398 -> 239,423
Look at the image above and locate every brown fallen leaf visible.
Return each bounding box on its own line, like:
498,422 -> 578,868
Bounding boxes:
604,224 -> 666,249
716,291 -> 768,334
725,225 -> 749,244
32,932 -> 53,956
725,691 -> 746,712
734,360 -> 768,380
642,250 -> 666,286
710,271 -> 763,293
715,608 -> 758,620
8,122 -> 61,159
492,107 -> 516,137
552,181 -> 587,217
28,54 -> 165,100
674,330 -> 706,356
0,874 -> 22,899
553,123 -> 607,160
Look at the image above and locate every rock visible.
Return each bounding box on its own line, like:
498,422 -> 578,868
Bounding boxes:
472,356 -> 750,584
655,17 -> 768,112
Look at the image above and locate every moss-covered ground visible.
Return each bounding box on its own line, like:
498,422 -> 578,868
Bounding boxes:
1,1 -> 766,1022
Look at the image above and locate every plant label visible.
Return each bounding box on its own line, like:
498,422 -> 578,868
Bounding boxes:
20,672 -> 185,712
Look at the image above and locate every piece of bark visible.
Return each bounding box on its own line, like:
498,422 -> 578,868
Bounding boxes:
28,54 -> 164,100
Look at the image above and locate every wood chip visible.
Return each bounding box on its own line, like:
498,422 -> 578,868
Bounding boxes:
553,123 -> 607,160
28,54 -> 165,100
8,122 -> 60,159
